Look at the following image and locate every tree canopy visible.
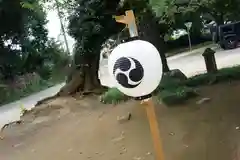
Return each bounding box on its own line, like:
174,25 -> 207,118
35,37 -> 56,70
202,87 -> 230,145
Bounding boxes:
150,0 -> 240,28
0,0 -> 68,80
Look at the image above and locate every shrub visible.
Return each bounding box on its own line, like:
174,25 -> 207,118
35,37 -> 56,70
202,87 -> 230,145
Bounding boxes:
37,65 -> 52,80
0,73 -> 51,105
157,69 -> 187,91
158,86 -> 198,106
157,69 -> 197,106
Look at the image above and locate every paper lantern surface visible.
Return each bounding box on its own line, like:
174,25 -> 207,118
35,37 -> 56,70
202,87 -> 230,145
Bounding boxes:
108,40 -> 162,97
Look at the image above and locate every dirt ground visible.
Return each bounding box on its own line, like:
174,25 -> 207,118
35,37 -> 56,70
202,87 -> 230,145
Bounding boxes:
1,81 -> 240,160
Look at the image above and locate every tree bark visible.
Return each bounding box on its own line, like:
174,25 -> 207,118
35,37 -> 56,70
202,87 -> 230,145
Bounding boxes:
82,55 -> 101,91
138,11 -> 170,73
59,50 -> 102,96
90,53 -> 101,88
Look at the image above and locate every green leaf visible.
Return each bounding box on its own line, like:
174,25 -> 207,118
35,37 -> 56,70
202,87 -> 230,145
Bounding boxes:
20,2 -> 35,10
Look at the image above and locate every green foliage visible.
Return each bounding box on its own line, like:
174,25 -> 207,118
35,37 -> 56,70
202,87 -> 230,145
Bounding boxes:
100,88 -> 129,104
156,70 -> 197,105
158,66 -> 240,106
0,0 -> 49,79
20,104 -> 27,116
0,0 -> 69,80
20,1 -> 36,10
0,75 -> 52,105
149,0 -> 240,40
68,0 -> 169,71
0,0 -> 69,105
158,74 -> 183,91
158,86 -> 198,106
37,66 -> 52,80
36,39 -> 69,80
68,0 -> 123,66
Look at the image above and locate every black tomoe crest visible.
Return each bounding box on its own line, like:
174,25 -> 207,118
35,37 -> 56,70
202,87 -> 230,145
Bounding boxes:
113,57 -> 144,88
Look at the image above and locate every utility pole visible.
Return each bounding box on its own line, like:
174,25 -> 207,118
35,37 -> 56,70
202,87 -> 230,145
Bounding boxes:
55,0 -> 70,55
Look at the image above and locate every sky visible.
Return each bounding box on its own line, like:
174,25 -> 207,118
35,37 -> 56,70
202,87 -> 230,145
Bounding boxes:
46,9 -> 75,53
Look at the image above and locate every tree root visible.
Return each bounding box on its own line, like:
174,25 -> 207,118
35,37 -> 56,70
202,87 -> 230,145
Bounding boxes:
35,94 -> 60,106
0,120 -> 23,140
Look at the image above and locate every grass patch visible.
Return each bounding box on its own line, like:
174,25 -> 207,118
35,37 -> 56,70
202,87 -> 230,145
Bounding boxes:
157,72 -> 197,105
158,86 -> 198,106
157,71 -> 186,91
159,66 -> 240,105
100,87 -> 129,104
185,66 -> 240,87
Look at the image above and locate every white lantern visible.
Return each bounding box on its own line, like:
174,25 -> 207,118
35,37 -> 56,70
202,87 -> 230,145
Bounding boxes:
108,40 -> 162,98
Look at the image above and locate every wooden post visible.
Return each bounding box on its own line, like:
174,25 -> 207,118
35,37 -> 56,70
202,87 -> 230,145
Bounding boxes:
114,10 -> 138,37
115,10 -> 165,160
141,98 -> 165,160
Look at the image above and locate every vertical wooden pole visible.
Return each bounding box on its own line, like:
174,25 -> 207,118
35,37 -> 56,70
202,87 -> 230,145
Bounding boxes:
114,10 -> 165,160
114,10 -> 138,37
141,98 -> 165,160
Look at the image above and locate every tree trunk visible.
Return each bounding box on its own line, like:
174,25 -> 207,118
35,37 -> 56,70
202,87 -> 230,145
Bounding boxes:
82,53 -> 101,91
138,11 -> 170,73
36,55 -> 102,104
58,53 -> 102,96
159,41 -> 170,72
91,53 -> 101,88
190,13 -> 203,41
214,13 -> 224,26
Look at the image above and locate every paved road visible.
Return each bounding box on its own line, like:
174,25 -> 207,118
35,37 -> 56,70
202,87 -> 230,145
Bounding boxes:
0,84 -> 64,128
1,46 -> 240,128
